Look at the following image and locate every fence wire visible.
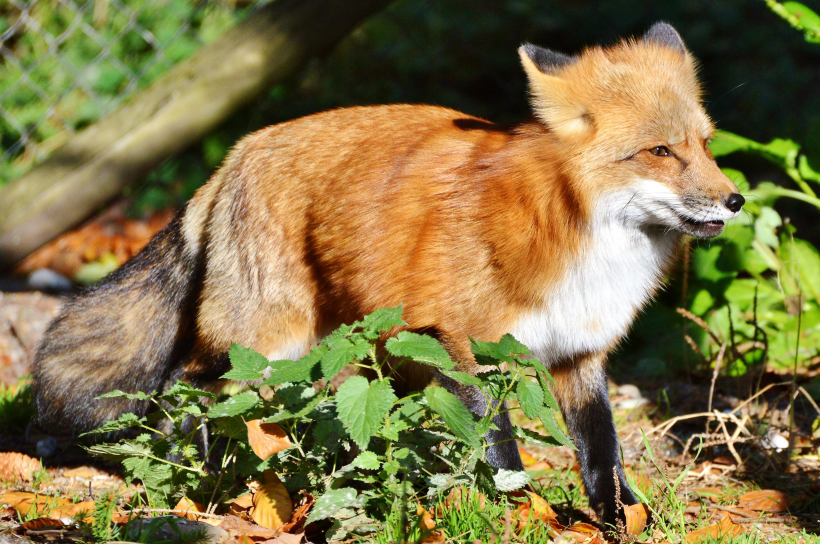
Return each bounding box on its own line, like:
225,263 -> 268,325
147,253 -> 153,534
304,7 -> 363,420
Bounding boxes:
0,0 -> 261,184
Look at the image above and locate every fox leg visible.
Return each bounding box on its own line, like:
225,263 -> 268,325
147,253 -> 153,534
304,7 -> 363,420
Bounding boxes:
551,353 -> 637,529
436,373 -> 524,471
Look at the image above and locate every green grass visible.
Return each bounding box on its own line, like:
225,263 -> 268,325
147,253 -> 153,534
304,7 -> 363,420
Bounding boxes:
0,380 -> 34,432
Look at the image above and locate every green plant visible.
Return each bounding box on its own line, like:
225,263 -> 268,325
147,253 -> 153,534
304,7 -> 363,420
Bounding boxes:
88,306 -> 572,539
0,381 -> 34,432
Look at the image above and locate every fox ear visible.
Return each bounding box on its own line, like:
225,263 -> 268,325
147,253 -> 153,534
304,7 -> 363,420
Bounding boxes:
519,43 -> 576,75
643,22 -> 686,54
518,44 -> 592,141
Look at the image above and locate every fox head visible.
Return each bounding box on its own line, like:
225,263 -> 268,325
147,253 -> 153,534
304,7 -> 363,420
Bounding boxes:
519,22 -> 743,238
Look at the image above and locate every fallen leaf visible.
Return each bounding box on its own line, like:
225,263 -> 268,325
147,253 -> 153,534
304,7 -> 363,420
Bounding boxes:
417,504 -> 445,544
443,486 -> 486,510
257,534 -> 304,544
62,467 -> 101,479
228,494 -> 255,518
49,500 -> 95,519
527,461 -> 553,472
518,447 -> 538,467
559,522 -> 606,544
0,491 -> 71,516
0,452 -> 42,482
251,472 -> 292,530
246,420 -> 292,460
684,515 -> 744,544
174,497 -> 206,520
624,503 -> 649,536
21,517 -> 65,531
220,514 -> 280,543
738,489 -> 789,512
280,493 -> 314,534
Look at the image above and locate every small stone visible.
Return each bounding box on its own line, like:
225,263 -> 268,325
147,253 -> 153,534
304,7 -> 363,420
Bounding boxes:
617,384 -> 643,399
27,269 -> 74,293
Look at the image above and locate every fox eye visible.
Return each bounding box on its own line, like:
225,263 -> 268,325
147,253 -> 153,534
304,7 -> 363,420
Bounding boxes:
649,146 -> 672,157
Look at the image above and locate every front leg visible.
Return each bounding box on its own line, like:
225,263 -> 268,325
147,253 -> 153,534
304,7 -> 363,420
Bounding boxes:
551,353 -> 637,529
436,373 -> 524,471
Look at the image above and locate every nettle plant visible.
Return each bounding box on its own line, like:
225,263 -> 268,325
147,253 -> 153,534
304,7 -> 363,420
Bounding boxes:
683,130 -> 820,376
87,307 -> 572,536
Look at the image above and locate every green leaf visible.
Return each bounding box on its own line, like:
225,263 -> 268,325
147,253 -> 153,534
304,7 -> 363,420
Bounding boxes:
336,376 -> 397,449
320,336 -> 371,380
709,130 -> 758,157
96,389 -> 152,401
207,391 -> 259,418
497,334 -> 531,357
781,237 -> 820,303
538,407 -> 576,450
439,369 -> 483,386
306,488 -> 359,524
470,334 -> 529,365
514,426 -> 562,448
385,331 -> 454,369
424,386 -> 480,448
516,380 -> 544,419
352,451 -> 382,470
784,2 -> 820,33
82,413 -> 144,436
263,349 -> 323,386
357,306 -> 407,338
222,344 -> 272,380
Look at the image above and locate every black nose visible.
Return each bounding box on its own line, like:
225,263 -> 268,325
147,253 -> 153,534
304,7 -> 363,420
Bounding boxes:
724,193 -> 745,213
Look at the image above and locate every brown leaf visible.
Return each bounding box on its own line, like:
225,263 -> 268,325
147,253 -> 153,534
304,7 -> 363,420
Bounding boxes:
559,522 -> 606,544
518,447 -> 538,467
280,493 -> 314,534
251,472 -> 292,530
684,515 -> 744,544
246,420 -> 292,460
49,500 -> 95,520
0,452 -> 42,482
220,514 -> 279,538
228,494 -> 255,518
624,503 -> 649,536
1,491 -> 71,517
174,497 -> 206,520
527,461 -> 553,472
62,467 -> 101,479
738,489 -> 789,512
21,517 -> 65,531
256,534 -> 304,544
417,504 -> 445,544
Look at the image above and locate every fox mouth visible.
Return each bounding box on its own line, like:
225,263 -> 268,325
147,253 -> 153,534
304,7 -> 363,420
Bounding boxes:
677,214 -> 725,238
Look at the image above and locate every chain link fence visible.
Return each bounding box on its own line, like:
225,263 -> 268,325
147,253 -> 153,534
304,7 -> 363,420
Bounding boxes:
0,0 -> 264,185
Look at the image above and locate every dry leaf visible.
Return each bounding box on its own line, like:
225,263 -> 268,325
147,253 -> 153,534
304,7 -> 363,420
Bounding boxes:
443,486 -> 486,510
518,447 -> 538,467
62,467 -> 101,479
228,494 -> 255,518
246,420 -> 292,461
21,517 -> 65,531
417,504 -> 445,544
220,514 -> 280,542
49,500 -> 95,519
684,515 -> 744,544
527,461 -> 553,472
251,472 -> 292,530
280,493 -> 314,534
174,497 -> 206,520
1,491 -> 71,516
738,489 -> 789,512
257,534 -> 304,544
624,503 -> 649,536
559,522 -> 606,544
0,452 -> 42,482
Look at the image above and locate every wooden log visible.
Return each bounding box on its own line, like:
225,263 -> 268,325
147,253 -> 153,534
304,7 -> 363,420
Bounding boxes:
0,0 -> 392,270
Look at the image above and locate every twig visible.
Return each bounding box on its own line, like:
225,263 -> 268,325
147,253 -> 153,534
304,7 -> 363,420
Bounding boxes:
798,386 -> 820,417
707,342 -> 728,417
677,308 -> 722,346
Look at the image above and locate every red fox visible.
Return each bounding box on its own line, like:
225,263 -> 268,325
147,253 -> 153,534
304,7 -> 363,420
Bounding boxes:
33,22 -> 742,527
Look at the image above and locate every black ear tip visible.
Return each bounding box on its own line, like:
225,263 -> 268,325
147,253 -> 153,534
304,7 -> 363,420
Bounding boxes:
519,43 -> 576,75
644,21 -> 686,54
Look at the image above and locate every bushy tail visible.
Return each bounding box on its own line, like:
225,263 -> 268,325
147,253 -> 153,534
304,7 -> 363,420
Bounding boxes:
32,209 -> 204,432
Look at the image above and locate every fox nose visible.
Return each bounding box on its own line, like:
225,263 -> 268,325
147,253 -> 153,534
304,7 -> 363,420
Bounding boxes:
723,193 -> 745,213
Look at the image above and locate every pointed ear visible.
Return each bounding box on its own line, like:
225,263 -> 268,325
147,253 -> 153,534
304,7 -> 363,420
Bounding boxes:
518,45 -> 592,141
643,22 -> 686,54
519,43 -> 576,75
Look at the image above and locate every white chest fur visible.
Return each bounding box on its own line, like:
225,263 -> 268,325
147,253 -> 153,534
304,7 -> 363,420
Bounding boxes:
510,193 -> 679,365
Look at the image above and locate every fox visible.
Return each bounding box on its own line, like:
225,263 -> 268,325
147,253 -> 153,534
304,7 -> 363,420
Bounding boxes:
32,22 -> 743,527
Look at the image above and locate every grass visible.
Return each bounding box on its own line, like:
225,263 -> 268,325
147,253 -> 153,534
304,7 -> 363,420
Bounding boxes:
0,379 -> 33,432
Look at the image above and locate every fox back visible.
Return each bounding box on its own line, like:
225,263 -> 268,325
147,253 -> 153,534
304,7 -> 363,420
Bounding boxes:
32,22 -> 742,528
